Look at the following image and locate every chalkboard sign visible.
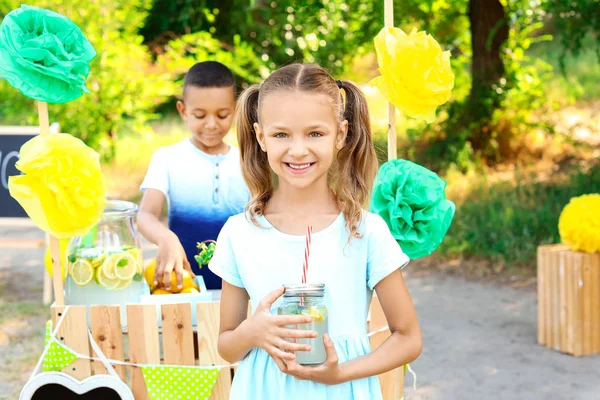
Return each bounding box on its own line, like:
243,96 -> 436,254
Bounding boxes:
0,125 -> 58,219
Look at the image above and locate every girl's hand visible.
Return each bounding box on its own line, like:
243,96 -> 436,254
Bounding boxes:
284,334 -> 343,385
247,287 -> 317,372
155,231 -> 196,290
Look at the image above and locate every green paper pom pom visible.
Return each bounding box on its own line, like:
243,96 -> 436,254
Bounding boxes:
370,159 -> 455,259
0,5 -> 96,104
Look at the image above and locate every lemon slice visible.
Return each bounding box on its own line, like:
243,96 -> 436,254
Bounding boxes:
301,306 -> 325,322
126,248 -> 143,274
114,277 -> 133,290
91,253 -> 107,269
70,259 -> 94,286
96,267 -> 120,290
101,254 -> 117,279
114,253 -> 137,280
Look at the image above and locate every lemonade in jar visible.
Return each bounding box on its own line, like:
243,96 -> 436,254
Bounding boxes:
65,200 -> 146,327
278,283 -> 329,365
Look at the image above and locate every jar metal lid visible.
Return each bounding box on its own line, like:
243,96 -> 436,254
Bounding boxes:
283,283 -> 325,297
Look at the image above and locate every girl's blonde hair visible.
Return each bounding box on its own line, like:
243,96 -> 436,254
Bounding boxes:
236,63 -> 378,239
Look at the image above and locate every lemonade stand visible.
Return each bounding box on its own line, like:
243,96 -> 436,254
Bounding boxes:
2,1 -> 457,399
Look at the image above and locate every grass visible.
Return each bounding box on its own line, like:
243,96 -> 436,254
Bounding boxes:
440,162 -> 600,267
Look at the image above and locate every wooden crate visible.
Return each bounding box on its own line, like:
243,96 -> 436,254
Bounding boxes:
537,244 -> 600,356
51,302 -> 231,400
50,298 -> 403,399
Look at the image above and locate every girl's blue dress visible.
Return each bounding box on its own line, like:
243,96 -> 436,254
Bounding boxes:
209,211 -> 409,399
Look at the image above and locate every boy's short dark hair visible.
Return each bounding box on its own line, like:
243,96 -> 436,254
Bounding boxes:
183,61 -> 235,96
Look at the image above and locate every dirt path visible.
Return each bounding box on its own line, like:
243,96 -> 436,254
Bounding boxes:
403,269 -> 600,400
1,226 -> 599,399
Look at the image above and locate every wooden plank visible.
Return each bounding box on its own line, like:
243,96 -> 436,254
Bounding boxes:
50,305 -> 91,380
127,304 -> 160,400
197,301 -> 232,400
544,247 -> 553,347
551,248 -> 561,350
49,237 -> 65,305
592,254 -> 600,353
564,250 -> 574,355
537,246 -> 546,345
572,253 -> 584,356
559,248 -> 568,351
90,305 -> 126,380
582,253 -> 594,355
369,294 -> 403,400
43,269 -> 53,305
384,0 -> 397,161
162,303 -> 195,366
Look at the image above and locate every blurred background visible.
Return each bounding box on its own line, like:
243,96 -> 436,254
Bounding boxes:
1,1 -> 599,398
1,0 -> 598,273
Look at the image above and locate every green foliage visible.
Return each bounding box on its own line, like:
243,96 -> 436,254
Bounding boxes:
423,0 -> 555,169
544,0 -> 600,73
528,31 -> 600,101
441,164 -> 600,266
195,241 -> 216,267
0,1 -> 263,160
156,31 -> 268,94
0,0 -> 170,159
141,0 -> 383,76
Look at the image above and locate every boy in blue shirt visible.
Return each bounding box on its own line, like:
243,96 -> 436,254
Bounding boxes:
138,61 -> 249,290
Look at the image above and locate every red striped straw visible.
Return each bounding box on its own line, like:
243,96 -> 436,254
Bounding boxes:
301,226 -> 313,284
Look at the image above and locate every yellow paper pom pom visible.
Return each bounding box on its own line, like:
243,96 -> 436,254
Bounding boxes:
371,27 -> 455,123
558,194 -> 600,253
8,133 -> 106,238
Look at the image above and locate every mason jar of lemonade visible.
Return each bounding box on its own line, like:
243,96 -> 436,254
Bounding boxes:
278,283 -> 329,365
65,200 -> 145,326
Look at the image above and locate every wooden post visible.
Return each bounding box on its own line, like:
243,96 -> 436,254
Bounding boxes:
42,122 -> 61,305
384,0 -> 397,161
37,101 -> 65,306
382,0 -> 405,395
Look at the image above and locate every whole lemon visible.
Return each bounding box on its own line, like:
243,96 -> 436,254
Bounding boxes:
144,258 -> 157,287
168,270 -> 197,293
180,287 -> 200,294
44,238 -> 70,280
151,288 -> 171,295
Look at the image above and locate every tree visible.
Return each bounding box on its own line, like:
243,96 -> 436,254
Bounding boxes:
141,0 -> 383,77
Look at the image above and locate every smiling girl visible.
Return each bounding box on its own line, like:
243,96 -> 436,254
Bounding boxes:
209,63 -> 421,399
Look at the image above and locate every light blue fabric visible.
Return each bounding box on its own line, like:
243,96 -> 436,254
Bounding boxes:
209,211 -> 410,399
140,139 -> 249,286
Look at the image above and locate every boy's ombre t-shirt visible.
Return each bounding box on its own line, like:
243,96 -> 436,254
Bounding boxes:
140,139 -> 250,289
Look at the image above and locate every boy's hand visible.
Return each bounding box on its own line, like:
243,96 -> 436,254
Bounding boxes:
245,287 -> 317,372
155,231 -> 196,291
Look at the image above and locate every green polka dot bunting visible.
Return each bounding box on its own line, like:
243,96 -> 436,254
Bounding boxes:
43,320 -> 77,372
141,365 -> 219,400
